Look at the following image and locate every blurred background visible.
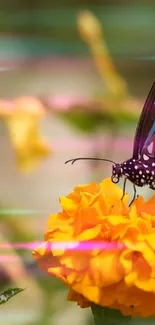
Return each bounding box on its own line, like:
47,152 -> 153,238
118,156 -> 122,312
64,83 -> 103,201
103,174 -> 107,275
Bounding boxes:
0,0 -> 155,324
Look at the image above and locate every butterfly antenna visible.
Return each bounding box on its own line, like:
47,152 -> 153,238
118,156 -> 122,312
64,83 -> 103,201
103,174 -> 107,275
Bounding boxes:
65,157 -> 116,165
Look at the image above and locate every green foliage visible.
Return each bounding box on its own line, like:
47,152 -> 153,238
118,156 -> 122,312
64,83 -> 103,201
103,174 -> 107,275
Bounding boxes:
0,6 -> 155,58
91,304 -> 131,325
0,287 -> 25,305
59,111 -> 102,133
59,109 -> 137,134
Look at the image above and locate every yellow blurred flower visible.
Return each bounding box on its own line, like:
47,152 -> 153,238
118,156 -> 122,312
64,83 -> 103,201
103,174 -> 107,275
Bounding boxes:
0,97 -> 51,172
78,11 -> 127,98
33,178 -> 155,317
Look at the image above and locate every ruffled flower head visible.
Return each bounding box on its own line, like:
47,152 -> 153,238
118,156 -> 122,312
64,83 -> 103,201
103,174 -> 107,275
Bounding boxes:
33,178 -> 155,317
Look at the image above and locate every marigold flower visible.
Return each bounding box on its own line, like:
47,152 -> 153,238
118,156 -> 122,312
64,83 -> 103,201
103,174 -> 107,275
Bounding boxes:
33,178 -> 155,317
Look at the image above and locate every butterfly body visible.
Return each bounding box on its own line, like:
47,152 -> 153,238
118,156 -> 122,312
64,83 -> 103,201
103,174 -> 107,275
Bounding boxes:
112,158 -> 155,189
110,81 -> 155,202
65,81 -> 155,204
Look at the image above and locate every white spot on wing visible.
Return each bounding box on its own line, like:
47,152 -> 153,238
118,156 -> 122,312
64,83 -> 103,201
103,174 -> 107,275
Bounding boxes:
147,142 -> 153,154
143,154 -> 149,161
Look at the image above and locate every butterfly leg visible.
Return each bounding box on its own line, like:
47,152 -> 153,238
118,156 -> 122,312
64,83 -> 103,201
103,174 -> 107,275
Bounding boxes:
129,184 -> 137,206
121,177 -> 127,201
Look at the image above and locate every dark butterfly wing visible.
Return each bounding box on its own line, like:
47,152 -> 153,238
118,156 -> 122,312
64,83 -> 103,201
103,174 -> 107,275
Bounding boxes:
140,123 -> 155,161
133,81 -> 155,159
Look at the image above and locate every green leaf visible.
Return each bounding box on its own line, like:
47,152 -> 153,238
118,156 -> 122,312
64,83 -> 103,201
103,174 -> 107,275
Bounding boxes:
0,287 -> 25,305
91,304 -> 132,325
58,108 -> 138,134
59,111 -> 100,133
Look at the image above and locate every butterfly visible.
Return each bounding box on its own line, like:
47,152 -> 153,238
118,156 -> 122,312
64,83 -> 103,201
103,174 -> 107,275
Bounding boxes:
65,81 -> 155,205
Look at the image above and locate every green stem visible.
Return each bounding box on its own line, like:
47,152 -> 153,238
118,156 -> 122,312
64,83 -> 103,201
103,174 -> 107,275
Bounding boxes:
91,304 -> 131,325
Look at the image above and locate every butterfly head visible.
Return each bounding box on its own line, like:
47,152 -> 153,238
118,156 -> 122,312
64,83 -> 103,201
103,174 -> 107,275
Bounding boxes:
111,163 -> 123,184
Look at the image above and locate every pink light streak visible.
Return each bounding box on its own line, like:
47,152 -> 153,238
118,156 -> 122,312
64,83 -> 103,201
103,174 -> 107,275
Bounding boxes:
0,240 -> 125,252
46,241 -> 125,251
0,241 -> 126,265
